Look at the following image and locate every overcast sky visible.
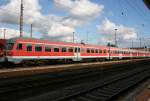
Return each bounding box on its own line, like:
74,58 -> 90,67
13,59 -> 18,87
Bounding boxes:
0,0 -> 150,48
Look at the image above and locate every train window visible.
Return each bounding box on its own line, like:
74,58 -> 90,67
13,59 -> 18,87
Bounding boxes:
87,48 -> 90,53
99,49 -> 102,53
68,47 -> 73,52
78,48 -> 80,52
95,49 -> 98,53
62,47 -> 67,52
35,45 -> 42,52
54,48 -> 59,52
26,44 -> 32,51
17,43 -> 22,50
104,49 -> 107,54
75,48 -> 77,53
7,43 -> 14,50
91,49 -> 94,53
81,48 -> 84,53
74,48 -> 80,53
45,46 -> 51,52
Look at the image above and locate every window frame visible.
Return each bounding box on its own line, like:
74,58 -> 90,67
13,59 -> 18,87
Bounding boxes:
35,45 -> 42,52
68,47 -> 74,52
45,46 -> 51,52
7,43 -> 14,50
54,47 -> 59,52
87,48 -> 90,53
103,49 -> 107,54
16,43 -> 23,50
91,49 -> 95,53
26,44 -> 32,52
62,47 -> 67,52
99,49 -> 102,54
81,48 -> 84,53
95,49 -> 98,53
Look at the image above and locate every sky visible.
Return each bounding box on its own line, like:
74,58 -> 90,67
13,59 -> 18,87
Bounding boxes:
0,0 -> 150,48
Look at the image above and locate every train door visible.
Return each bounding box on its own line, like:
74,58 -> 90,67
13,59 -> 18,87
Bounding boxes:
73,47 -> 82,61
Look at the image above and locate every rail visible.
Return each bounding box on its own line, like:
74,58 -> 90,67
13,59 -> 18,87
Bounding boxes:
0,59 -> 149,101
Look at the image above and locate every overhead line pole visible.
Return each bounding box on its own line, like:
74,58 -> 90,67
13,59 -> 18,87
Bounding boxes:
114,29 -> 118,47
132,40 -> 133,48
20,0 -> 23,37
30,24 -> 33,38
139,38 -> 142,48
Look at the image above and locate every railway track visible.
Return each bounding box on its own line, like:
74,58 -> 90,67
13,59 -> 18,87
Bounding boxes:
0,59 -> 148,79
59,64 -> 150,101
0,58 -> 147,69
0,59 -> 149,101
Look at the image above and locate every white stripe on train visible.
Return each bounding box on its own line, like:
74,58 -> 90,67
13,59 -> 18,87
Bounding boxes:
4,55 -> 149,63
6,55 -> 148,59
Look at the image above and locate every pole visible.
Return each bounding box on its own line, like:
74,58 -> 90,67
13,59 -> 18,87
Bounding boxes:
73,32 -> 74,43
114,29 -> 117,47
144,43 -> 146,51
132,40 -> 133,48
4,29 -> 6,40
20,0 -> 23,37
139,38 -> 141,48
31,24 -> 32,38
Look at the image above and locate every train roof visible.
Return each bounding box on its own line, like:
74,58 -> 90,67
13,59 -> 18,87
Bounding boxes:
7,37 -> 110,48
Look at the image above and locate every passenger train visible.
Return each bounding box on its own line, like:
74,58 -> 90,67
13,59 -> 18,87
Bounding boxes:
0,37 -> 150,64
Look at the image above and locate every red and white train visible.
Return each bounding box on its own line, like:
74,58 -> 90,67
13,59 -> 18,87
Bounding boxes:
0,37 -> 150,64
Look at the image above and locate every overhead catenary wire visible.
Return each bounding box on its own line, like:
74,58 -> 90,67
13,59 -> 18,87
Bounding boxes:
124,0 -> 150,24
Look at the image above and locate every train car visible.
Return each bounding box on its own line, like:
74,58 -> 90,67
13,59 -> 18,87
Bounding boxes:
0,37 -> 149,64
